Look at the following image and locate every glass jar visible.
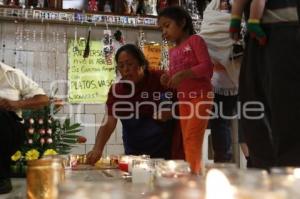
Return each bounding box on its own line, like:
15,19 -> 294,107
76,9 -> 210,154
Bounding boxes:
27,158 -> 65,199
118,155 -> 150,173
155,160 -> 191,187
132,158 -> 155,184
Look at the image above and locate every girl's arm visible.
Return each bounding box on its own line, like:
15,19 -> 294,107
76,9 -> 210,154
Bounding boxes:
188,35 -> 213,79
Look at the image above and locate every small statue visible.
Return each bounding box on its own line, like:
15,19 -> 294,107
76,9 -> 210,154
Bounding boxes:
157,0 -> 168,13
145,0 -> 157,16
136,0 -> 146,15
114,0 -> 124,14
7,0 -> 17,6
88,0 -> 98,12
104,0 -> 112,12
123,0 -> 133,14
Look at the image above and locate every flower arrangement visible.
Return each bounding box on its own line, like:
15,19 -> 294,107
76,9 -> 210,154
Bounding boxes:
10,93 -> 86,176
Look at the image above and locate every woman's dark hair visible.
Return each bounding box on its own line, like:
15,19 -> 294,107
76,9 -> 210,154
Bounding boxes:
115,44 -> 149,73
158,6 -> 195,35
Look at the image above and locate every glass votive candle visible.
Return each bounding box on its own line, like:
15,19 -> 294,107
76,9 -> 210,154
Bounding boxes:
67,154 -> 86,168
118,155 -> 133,172
132,159 -> 155,184
118,155 -> 150,173
155,160 -> 191,187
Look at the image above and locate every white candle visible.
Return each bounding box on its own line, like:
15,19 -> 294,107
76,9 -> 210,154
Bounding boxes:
132,162 -> 153,184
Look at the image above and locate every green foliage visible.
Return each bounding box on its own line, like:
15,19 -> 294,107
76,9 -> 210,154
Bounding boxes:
20,99 -> 82,157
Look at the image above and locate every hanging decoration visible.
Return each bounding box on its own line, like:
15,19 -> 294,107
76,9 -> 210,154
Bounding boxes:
103,29 -> 114,65
83,27 -> 91,58
160,38 -> 169,71
184,0 -> 201,20
113,30 -> 125,45
138,29 -> 146,50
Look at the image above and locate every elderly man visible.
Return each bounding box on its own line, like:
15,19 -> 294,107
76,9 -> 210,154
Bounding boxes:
0,62 -> 49,194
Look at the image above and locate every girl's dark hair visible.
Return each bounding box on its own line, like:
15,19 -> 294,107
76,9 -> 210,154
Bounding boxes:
115,44 -> 149,73
158,6 -> 195,35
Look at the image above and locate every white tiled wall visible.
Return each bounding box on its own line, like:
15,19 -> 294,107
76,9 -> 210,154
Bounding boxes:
0,21 -> 161,157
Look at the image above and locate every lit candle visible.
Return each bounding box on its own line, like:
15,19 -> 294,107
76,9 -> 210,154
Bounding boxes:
132,162 -> 153,184
118,156 -> 130,172
206,169 -> 235,199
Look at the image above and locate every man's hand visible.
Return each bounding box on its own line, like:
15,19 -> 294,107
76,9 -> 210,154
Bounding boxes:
0,99 -> 19,111
247,19 -> 267,45
86,149 -> 103,165
229,15 -> 242,41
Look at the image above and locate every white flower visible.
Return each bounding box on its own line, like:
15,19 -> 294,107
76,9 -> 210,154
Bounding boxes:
38,118 -> 44,125
28,128 -> 34,134
48,119 -> 52,124
47,138 -> 53,144
39,129 -> 45,135
40,138 -> 45,145
47,129 -> 52,135
28,139 -> 33,144
29,118 -> 35,124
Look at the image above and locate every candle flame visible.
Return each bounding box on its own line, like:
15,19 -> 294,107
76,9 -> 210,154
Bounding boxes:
293,168 -> 300,178
206,169 -> 234,199
168,161 -> 177,171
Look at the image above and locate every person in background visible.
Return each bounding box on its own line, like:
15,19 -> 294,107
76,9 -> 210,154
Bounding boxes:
200,0 -> 242,163
237,0 -> 300,168
86,44 -> 180,165
230,0 -> 267,45
0,62 -> 49,194
158,6 -> 213,174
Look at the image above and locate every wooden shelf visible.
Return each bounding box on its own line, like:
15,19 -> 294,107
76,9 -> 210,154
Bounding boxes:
0,6 -> 158,30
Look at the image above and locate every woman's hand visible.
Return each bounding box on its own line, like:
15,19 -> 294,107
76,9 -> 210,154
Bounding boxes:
160,73 -> 170,87
86,149 -> 103,165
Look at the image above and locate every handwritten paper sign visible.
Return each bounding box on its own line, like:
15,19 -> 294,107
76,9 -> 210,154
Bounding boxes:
68,39 -> 116,103
143,43 -> 162,71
